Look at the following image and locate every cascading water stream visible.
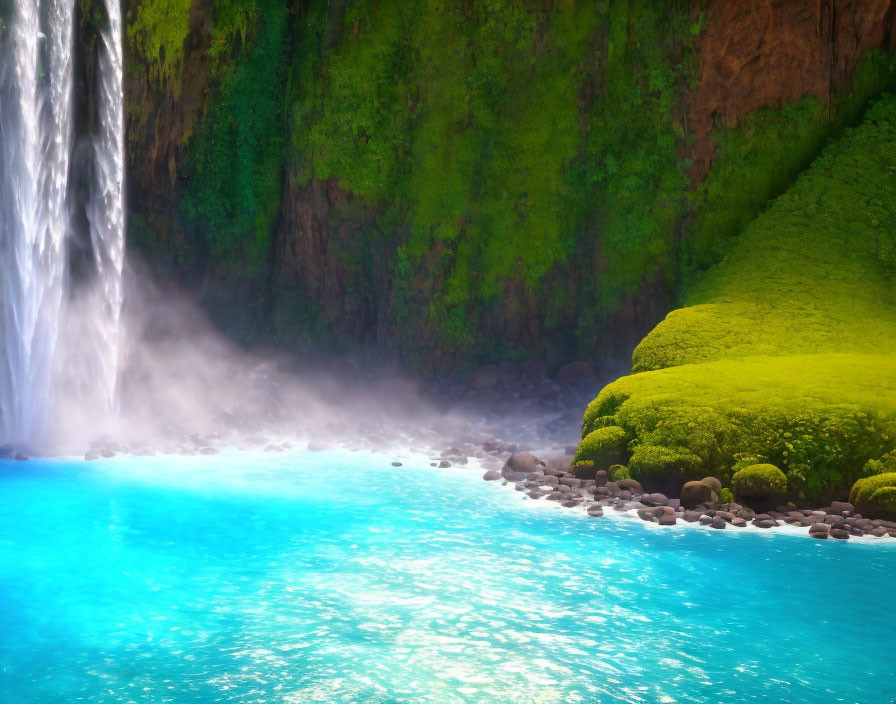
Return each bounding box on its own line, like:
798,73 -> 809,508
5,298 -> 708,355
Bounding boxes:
0,0 -> 125,449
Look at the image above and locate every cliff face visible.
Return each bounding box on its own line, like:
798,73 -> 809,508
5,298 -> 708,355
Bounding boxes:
688,0 -> 896,180
119,0 -> 896,375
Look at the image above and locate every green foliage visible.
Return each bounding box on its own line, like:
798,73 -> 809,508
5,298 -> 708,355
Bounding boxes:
864,450 -> 896,477
609,465 -> 630,481
627,445 -> 703,483
581,96 -> 896,505
731,464 -> 787,502
684,50 -> 896,278
849,473 -> 896,518
573,425 -> 627,467
126,0 -> 192,81
181,0 -> 289,266
289,0 -> 694,346
718,488 -> 734,504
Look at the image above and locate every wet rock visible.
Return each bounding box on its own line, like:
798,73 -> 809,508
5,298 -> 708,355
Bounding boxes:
547,492 -> 566,501
731,517 -> 748,528
556,361 -> 595,385
701,476 -> 723,495
615,478 -> 644,495
683,511 -> 704,523
558,477 -> 582,489
467,364 -> 499,389
85,449 -> 100,461
483,470 -> 501,481
658,515 -> 677,526
497,360 -> 521,386
439,460 -> 452,468
562,500 -> 582,508
101,449 -> 116,458
830,501 -> 855,514
587,507 -> 605,518
753,519 -> 776,529
868,526 -> 889,537
830,528 -> 850,540
809,523 -> 831,537
641,493 -> 668,507
502,452 -> 545,481
711,517 -> 727,529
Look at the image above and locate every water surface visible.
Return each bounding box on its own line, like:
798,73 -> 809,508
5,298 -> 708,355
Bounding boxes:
1,452 -> 894,703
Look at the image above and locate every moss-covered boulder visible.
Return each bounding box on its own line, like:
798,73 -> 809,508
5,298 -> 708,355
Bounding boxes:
849,472 -> 896,519
627,445 -> 703,493
731,464 -> 788,509
573,426 -> 626,470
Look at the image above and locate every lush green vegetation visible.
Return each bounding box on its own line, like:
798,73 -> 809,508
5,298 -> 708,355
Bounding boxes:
684,51 -> 896,278
181,0 -> 290,267
126,0 -> 192,81
579,96 -> 896,505
850,472 -> 896,518
288,0 -> 696,348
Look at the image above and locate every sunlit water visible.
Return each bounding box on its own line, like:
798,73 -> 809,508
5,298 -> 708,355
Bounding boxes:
1,452 -> 894,704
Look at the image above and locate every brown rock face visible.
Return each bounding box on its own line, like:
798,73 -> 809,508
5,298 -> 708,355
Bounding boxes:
688,0 -> 896,181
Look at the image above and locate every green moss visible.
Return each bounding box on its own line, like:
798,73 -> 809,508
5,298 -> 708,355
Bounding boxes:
609,465 -> 630,481
684,50 -> 896,278
181,0 -> 289,267
627,445 -> 703,483
126,0 -> 192,81
849,473 -> 896,518
581,96 -> 896,505
731,464 -> 787,502
573,426 -> 627,468
718,488 -> 734,504
289,0 -> 695,350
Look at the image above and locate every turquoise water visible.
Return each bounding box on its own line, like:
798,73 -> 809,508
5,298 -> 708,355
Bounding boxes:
0,452 -> 894,704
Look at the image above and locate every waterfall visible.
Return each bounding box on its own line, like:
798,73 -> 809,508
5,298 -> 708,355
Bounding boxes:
0,0 -> 125,449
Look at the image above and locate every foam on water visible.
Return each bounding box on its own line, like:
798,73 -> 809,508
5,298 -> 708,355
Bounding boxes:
1,452 -> 894,703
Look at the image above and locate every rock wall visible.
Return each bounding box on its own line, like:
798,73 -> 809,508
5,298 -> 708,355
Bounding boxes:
118,0 -> 896,377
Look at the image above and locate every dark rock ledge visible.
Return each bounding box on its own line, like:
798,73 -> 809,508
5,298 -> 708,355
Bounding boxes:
482,452 -> 896,542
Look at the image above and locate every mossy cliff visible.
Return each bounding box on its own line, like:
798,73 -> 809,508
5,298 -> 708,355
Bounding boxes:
579,96 -> 896,505
120,0 -> 896,373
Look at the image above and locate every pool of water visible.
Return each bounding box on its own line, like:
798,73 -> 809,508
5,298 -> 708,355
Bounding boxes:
1,451 -> 894,704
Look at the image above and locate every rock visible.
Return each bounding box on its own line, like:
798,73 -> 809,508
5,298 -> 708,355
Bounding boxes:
700,476 -> 723,495
830,501 -> 855,513
658,514 -> 677,526
809,523 -> 831,536
200,447 -> 219,455
483,470 -> 502,481
683,511 -> 704,522
85,449 -> 100,461
467,364 -> 499,389
587,507 -> 605,517
101,449 -> 116,458
830,529 -> 850,540
497,360 -> 521,386
14,452 -> 28,461
638,509 -> 659,522
520,359 -> 549,387
595,470 -> 608,487
502,452 -> 545,481
710,517 -> 727,529
547,492 -> 566,501
868,526 -> 889,537
439,460 -> 452,468
731,517 -> 748,528
615,478 -> 644,495
556,361 -> 595,385
558,477 -> 581,489
641,493 -> 668,506
753,519 -> 776,529
562,500 -> 582,508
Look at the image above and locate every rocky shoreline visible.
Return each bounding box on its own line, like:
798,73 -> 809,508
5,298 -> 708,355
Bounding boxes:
480,451 -> 896,541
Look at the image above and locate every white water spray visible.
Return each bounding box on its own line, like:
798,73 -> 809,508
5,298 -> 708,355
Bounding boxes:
0,0 -> 125,449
